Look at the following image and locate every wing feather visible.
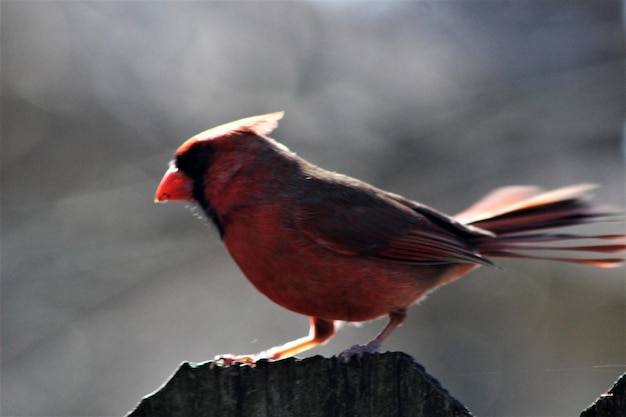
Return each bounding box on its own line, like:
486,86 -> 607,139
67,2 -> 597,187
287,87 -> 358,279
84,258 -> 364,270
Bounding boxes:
295,192 -> 493,266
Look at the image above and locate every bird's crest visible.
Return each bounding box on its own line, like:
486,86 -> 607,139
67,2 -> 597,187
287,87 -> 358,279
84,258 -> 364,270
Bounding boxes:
176,112 -> 284,155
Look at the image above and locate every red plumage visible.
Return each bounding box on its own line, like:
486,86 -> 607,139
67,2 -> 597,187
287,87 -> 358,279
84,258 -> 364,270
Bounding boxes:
155,112 -> 625,364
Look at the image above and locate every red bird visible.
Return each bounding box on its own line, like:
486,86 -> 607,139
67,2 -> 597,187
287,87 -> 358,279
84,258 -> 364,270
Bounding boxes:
155,112 -> 625,364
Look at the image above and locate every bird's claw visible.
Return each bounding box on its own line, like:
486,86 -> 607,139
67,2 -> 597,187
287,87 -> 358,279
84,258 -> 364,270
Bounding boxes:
338,340 -> 381,362
214,354 -> 258,366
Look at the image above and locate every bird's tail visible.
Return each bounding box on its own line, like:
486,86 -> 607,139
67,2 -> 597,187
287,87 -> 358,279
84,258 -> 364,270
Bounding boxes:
454,184 -> 626,267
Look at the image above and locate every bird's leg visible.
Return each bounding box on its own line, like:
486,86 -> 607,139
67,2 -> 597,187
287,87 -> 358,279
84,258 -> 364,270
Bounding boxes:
339,308 -> 407,361
215,316 -> 335,366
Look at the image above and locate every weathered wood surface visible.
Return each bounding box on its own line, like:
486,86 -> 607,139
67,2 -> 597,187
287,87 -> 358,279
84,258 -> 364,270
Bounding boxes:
127,352 -> 473,417
580,373 -> 626,417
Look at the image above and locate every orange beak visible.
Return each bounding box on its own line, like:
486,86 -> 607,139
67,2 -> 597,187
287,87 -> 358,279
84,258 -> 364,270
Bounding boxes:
154,166 -> 194,202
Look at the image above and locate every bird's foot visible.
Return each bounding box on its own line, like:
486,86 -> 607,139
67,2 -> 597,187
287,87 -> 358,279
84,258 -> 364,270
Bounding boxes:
338,340 -> 381,362
213,353 -> 258,367
213,348 -> 284,366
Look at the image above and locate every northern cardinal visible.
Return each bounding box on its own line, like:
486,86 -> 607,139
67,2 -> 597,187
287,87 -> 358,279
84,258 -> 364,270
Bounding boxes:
155,112 -> 625,364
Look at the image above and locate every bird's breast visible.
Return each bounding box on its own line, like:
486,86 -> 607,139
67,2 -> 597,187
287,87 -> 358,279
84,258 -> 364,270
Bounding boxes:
222,208 -> 458,322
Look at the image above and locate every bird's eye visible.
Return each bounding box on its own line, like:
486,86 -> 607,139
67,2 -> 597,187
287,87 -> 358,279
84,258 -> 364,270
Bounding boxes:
176,144 -> 213,180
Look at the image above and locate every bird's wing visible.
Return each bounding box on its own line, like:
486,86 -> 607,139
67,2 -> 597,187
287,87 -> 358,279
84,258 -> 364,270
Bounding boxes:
295,193 -> 493,266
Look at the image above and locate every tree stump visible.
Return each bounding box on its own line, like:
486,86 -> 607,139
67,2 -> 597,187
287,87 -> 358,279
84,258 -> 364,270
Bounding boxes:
127,352 -> 473,417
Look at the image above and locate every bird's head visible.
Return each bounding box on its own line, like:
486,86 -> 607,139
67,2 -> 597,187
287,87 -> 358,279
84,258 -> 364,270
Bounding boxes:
155,112 -> 286,236
155,111 -> 285,203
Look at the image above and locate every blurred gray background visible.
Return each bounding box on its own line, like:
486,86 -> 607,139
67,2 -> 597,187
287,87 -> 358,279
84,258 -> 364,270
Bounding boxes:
2,1 -> 625,416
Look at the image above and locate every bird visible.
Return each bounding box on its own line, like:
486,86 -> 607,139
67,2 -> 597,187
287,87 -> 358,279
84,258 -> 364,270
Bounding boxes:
155,111 -> 625,365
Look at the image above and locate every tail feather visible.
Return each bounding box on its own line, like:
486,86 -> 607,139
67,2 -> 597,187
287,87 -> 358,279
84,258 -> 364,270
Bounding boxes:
455,184 -> 626,268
